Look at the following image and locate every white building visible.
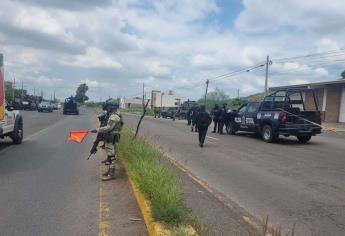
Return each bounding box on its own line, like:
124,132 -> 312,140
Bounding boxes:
151,90 -> 183,108
120,97 -> 149,109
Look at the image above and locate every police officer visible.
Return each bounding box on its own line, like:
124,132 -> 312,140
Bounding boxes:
218,103 -> 227,134
211,104 -> 220,133
191,106 -> 199,132
187,107 -> 192,126
93,99 -> 123,181
195,105 -> 212,147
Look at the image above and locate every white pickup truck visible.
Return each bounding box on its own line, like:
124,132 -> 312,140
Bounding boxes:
0,53 -> 23,144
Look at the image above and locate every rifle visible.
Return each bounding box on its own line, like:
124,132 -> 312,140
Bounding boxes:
87,133 -> 105,160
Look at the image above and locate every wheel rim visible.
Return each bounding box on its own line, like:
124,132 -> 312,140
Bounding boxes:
18,128 -> 23,139
263,128 -> 271,140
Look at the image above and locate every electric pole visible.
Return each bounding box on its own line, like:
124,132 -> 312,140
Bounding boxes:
142,83 -> 145,107
21,80 -> 24,102
204,80 -> 209,105
12,76 -> 15,101
264,55 -> 270,97
237,88 -> 240,100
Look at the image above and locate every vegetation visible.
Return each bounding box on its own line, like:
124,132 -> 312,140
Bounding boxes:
120,107 -> 155,116
75,83 -> 89,104
341,70 -> 345,79
119,128 -> 198,232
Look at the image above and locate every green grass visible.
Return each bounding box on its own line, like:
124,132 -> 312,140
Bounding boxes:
119,128 -> 197,230
120,108 -> 154,116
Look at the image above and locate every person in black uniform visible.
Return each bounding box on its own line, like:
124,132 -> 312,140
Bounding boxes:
211,104 -> 220,133
218,103 -> 227,134
191,106 -> 199,132
196,105 -> 212,147
187,107 -> 192,126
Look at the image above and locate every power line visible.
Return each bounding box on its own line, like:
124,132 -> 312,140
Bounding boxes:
273,48 -> 345,62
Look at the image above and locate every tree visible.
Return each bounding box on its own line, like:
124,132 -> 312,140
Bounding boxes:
75,83 -> 89,104
341,70 -> 345,80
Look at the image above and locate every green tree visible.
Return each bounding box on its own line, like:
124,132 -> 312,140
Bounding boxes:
341,70 -> 345,79
75,83 -> 89,104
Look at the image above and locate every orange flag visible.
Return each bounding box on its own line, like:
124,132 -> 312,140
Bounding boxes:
65,130 -> 89,143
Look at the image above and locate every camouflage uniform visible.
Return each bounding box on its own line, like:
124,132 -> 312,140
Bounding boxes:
98,100 -> 123,181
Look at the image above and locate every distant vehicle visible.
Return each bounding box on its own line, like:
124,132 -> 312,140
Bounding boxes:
51,103 -> 58,110
38,101 -> 53,112
57,104 -> 62,109
22,100 -> 37,110
161,107 -> 178,119
225,88 -> 322,143
63,97 -> 79,115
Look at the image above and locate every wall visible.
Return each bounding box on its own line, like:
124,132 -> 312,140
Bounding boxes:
324,85 -> 342,122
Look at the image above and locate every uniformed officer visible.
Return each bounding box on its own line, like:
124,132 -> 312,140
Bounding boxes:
195,105 -> 212,147
93,99 -> 123,181
218,103 -> 227,134
211,104 -> 220,133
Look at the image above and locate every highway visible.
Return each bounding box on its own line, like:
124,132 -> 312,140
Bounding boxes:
124,113 -> 345,236
0,110 -> 146,236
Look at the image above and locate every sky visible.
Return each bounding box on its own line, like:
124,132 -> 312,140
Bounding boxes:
1,0 -> 345,101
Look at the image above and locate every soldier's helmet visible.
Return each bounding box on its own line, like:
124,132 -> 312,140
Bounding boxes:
103,99 -> 119,111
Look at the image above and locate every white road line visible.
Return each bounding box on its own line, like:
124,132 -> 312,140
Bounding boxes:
206,136 -> 219,140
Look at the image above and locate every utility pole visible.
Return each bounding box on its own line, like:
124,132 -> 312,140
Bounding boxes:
237,88 -> 240,100
21,80 -> 24,102
12,76 -> 15,101
53,91 -> 55,102
204,80 -> 209,105
264,55 -> 270,97
142,83 -> 145,107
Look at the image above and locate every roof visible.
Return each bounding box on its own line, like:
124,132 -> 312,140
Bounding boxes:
269,79 -> 345,90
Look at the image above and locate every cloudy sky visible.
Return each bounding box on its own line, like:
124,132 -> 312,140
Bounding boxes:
1,0 -> 345,101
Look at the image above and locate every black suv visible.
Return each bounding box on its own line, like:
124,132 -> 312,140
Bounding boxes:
63,97 -> 79,115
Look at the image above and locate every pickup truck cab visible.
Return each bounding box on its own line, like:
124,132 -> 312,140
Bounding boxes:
0,102 -> 23,144
226,88 -> 322,143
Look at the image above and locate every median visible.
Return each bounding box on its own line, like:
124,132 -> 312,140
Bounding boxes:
118,127 -> 199,236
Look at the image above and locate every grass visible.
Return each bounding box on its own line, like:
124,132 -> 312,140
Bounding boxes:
120,108 -> 155,116
119,127 -> 198,233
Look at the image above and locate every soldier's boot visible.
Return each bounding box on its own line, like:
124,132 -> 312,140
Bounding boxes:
102,168 -> 115,181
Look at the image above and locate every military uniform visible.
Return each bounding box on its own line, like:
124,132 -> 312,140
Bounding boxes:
98,99 -> 123,181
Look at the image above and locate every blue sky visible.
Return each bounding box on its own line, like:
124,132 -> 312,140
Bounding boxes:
0,0 -> 344,101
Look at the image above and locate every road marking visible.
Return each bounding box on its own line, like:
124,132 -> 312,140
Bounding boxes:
98,164 -> 110,236
206,136 -> 218,140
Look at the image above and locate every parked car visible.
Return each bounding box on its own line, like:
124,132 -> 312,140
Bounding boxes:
38,101 -> 53,112
63,97 -> 79,115
161,107 -> 178,119
225,88 -> 322,143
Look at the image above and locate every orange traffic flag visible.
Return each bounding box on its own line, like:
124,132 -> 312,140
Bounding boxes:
65,130 -> 89,143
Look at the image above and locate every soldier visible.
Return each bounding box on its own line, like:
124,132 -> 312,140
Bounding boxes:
92,99 -> 123,181
195,105 -> 212,147
187,107 -> 192,126
211,104 -> 220,133
218,103 -> 227,134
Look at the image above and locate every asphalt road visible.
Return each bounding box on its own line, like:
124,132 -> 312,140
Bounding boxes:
124,114 -> 345,236
0,110 -> 146,236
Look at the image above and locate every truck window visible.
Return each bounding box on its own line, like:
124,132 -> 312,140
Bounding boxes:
246,103 -> 260,113
238,104 -> 247,114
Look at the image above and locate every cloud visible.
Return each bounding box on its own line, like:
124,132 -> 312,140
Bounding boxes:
12,0 -> 112,11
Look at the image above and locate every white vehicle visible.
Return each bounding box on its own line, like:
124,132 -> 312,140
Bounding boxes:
0,54 -> 23,144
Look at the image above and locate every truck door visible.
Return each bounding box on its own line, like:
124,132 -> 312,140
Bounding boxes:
243,102 -> 260,132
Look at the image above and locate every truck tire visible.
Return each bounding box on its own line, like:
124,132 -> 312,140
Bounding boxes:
226,122 -> 236,135
11,116 -> 23,144
297,135 -> 311,143
261,124 -> 278,143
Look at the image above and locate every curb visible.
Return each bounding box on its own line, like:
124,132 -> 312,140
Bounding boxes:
123,162 -> 170,236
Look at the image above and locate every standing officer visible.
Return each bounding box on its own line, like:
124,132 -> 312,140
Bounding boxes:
187,107 -> 192,126
218,103 -> 227,134
211,104 -> 220,133
191,105 -> 199,132
195,105 -> 212,147
93,99 -> 123,181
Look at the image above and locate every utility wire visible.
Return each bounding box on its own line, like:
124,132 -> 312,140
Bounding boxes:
273,48 -> 345,62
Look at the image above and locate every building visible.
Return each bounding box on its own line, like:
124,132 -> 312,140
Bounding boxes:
120,97 -> 149,109
151,90 -> 183,108
270,80 -> 345,123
